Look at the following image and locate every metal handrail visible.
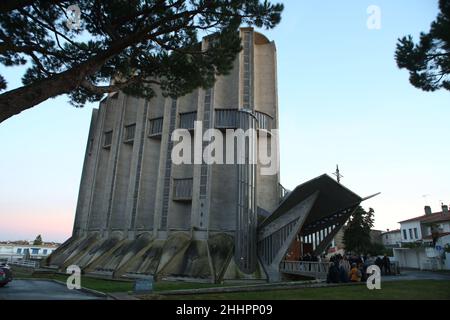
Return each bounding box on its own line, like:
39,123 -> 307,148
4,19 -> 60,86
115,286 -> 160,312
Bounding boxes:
9,260 -> 38,268
280,260 -> 331,279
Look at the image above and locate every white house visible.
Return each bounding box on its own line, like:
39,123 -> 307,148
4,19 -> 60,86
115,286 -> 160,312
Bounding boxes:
381,229 -> 402,247
0,243 -> 59,264
399,205 -> 450,243
393,204 -> 450,270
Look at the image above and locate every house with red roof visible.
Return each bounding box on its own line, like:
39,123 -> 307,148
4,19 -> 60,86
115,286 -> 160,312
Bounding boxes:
399,205 -> 450,244
393,204 -> 450,270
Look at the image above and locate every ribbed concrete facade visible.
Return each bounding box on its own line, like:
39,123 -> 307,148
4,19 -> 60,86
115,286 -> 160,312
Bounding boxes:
47,28 -> 280,281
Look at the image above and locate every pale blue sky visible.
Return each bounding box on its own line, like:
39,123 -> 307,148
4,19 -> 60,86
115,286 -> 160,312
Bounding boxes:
0,0 -> 449,242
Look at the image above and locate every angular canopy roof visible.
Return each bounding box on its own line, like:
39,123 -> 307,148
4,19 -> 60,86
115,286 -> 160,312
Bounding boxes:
259,174 -> 364,229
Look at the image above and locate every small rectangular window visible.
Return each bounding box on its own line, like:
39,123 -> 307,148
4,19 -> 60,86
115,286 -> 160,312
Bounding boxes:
31,248 -> 39,255
43,249 -> 48,255
403,229 -> 407,240
16,248 -> 22,254
103,130 -> 113,148
88,138 -> 94,155
173,178 -> 193,201
148,117 -> 163,137
414,228 -> 418,239
409,229 -> 413,239
179,112 -> 197,130
215,109 -> 239,129
124,124 -> 136,143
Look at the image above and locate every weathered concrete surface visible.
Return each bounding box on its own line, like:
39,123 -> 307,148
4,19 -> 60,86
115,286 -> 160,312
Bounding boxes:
208,233 -> 234,281
124,240 -> 164,275
159,240 -> 212,279
46,233 -> 100,268
0,280 -> 105,300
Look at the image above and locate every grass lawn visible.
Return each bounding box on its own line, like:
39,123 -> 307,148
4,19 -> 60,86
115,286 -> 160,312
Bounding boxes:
14,270 -> 235,293
13,267 -> 450,299
155,280 -> 450,300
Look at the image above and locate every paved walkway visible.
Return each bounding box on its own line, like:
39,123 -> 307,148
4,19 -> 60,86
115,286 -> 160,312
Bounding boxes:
0,279 -> 105,300
3,271 -> 448,300
383,270 -> 450,282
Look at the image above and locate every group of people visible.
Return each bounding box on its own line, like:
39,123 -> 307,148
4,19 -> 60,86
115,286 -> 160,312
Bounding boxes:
298,253 -> 320,262
326,253 -> 392,284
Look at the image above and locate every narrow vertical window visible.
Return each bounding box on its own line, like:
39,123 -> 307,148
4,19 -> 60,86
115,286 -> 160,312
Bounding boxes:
124,124 -> 136,143
179,112 -> 197,130
148,117 -> 163,137
103,130 -> 113,149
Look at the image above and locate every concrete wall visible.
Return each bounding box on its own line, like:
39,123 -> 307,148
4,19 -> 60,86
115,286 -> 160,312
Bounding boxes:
88,95 -> 123,232
209,164 -> 238,231
254,35 -> 279,215
214,60 -> 240,109
134,90 -> 165,232
254,38 -> 277,118
394,248 -> 424,269
109,95 -> 139,232
73,108 -> 99,235
168,89 -> 197,231
393,247 -> 445,270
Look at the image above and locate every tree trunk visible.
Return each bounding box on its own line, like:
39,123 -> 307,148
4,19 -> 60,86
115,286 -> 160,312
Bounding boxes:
0,43 -> 131,124
0,66 -> 90,123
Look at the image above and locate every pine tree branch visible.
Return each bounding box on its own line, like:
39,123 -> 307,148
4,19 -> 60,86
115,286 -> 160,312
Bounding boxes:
0,0 -> 64,14
81,77 -> 160,94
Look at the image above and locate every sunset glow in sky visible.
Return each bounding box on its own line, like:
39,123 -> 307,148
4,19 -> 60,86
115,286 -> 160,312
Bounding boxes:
1,0 -> 449,243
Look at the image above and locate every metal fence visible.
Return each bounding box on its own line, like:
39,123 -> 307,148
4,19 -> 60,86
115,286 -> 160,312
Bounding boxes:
173,178 -> 193,201
215,109 -> 239,129
255,111 -> 273,131
9,259 -> 38,268
215,109 -> 273,131
280,260 -> 331,279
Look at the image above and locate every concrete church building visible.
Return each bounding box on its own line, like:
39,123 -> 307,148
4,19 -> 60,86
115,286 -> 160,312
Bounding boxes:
46,28 -> 371,282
